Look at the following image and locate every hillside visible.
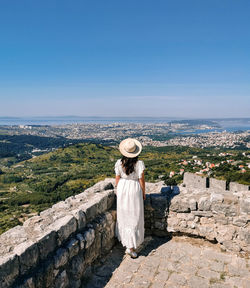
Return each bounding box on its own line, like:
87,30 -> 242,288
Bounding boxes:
0,143 -> 249,234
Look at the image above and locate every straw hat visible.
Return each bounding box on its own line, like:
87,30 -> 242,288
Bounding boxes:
119,138 -> 142,158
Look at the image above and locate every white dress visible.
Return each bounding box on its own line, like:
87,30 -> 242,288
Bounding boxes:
114,159 -> 145,249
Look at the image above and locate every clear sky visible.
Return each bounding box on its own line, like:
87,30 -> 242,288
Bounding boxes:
0,0 -> 249,118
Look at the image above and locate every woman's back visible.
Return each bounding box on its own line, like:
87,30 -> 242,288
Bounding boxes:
115,159 -> 145,180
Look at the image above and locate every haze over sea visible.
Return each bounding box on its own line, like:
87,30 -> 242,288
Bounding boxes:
0,116 -> 250,133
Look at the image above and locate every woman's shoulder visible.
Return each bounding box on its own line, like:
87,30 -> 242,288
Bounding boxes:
115,159 -> 122,165
136,159 -> 145,168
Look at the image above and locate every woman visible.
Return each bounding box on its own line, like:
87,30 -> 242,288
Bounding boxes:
114,138 -> 146,258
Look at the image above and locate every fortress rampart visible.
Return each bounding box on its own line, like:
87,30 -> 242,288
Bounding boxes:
183,172 -> 250,191
0,173 -> 249,288
0,180 -> 116,288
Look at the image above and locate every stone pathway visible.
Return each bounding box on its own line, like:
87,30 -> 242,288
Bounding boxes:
84,236 -> 250,288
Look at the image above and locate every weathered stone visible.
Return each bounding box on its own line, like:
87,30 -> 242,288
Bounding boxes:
189,198 -> 197,211
37,230 -> 57,260
14,240 -> 39,275
48,215 -> 77,246
83,228 -> 95,249
105,189 -> 115,209
0,225 -> 28,255
43,259 -> 54,288
230,182 -> 249,192
80,197 -> 100,222
183,172 -> 207,188
52,201 -> 71,211
240,198 -> 250,214
69,279 -> 81,288
170,198 -> 190,212
209,178 -> 226,191
210,193 -> 224,203
233,216 -> 248,227
70,209 -> 86,230
66,238 -> 79,259
193,211 -> 213,217
54,270 -> 69,288
97,193 -> 108,214
216,225 -> 236,243
68,253 -> 85,280
238,227 -> 250,244
17,277 -> 35,288
0,254 -> 19,288
34,266 -> 44,288
76,233 -> 85,250
198,196 -> 211,211
54,248 -> 69,269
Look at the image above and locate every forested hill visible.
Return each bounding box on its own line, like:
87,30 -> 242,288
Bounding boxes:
0,143 -> 120,234
0,142 -> 249,235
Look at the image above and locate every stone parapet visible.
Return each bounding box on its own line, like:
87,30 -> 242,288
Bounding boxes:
183,172 -> 249,192
167,186 -> 250,253
0,179 -> 116,288
144,176 -> 250,254
1,174 -> 249,287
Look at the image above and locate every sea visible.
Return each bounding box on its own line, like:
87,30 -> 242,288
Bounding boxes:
0,117 -> 250,134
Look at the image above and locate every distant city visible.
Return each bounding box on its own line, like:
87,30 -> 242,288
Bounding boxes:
0,117 -> 249,150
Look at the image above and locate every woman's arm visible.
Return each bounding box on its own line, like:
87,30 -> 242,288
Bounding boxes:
139,171 -> 146,200
115,175 -> 121,187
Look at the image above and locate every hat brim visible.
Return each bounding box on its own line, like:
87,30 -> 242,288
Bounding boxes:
119,138 -> 142,158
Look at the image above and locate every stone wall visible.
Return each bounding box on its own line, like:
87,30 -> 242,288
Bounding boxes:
183,172 -> 207,189
1,174 -> 249,288
144,174 -> 250,254
167,186 -> 250,253
0,179 -> 116,288
183,172 -> 249,192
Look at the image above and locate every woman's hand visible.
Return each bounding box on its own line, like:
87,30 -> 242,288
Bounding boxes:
139,172 -> 146,200
115,175 -> 120,187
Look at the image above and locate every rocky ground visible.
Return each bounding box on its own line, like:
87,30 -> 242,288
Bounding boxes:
84,236 -> 250,288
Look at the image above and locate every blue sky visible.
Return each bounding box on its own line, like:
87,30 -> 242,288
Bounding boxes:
0,0 -> 249,118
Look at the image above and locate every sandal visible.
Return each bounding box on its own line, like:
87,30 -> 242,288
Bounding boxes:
125,248 -> 137,258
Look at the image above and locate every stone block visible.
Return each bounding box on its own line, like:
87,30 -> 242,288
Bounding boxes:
54,248 -> 69,269
14,240 -> 39,275
76,233 -> 85,250
66,238 -> 79,259
68,253 -> 85,280
0,254 -> 19,288
80,197 -> 100,222
183,172 -> 207,188
240,198 -> 250,214
34,266 -> 44,288
37,230 -> 57,260
101,227 -> 115,255
239,227 -> 250,244
83,228 -> 95,249
210,193 -> 224,203
48,215 -> 77,246
54,270 -> 69,288
198,197 -> 211,211
209,178 -> 226,191
189,199 -> 197,211
170,197 -> 190,213
97,193 -> 108,214
17,276 -> 35,288
230,182 -> 249,192
106,189 -> 116,209
69,279 -> 81,288
43,259 -> 54,288
70,209 -> 86,230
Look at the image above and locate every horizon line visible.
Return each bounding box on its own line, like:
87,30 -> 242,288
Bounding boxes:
0,115 -> 250,120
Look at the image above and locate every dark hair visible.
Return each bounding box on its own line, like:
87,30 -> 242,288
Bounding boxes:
121,156 -> 138,175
